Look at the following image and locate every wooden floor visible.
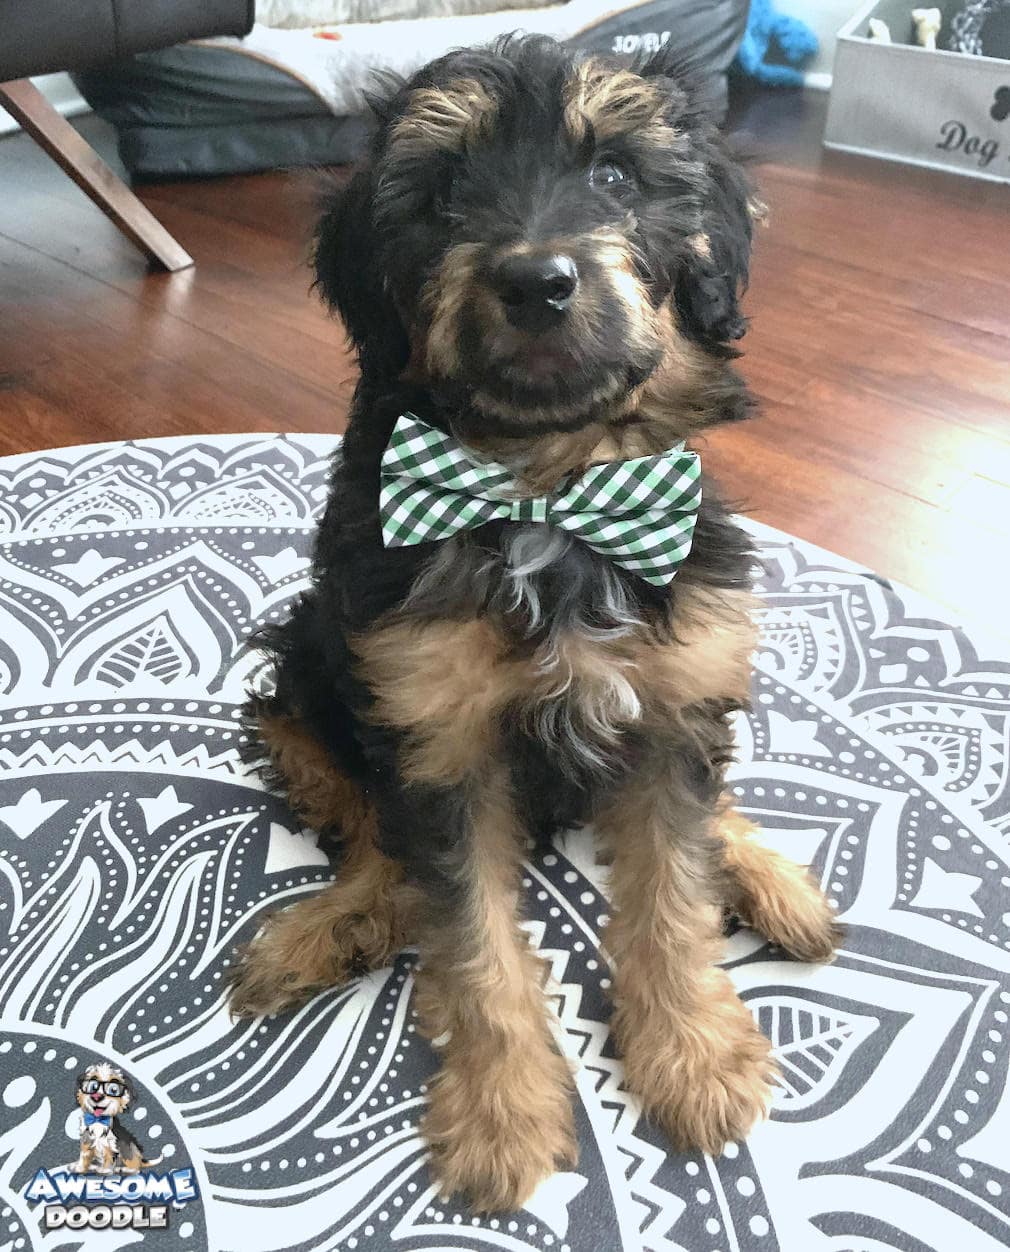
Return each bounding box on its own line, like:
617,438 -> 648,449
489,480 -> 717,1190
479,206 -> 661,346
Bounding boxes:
1,89 -> 1009,641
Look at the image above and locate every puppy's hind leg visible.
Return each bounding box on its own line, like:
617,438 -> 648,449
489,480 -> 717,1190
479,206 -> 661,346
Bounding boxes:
717,805 -> 841,963
228,701 -> 416,1018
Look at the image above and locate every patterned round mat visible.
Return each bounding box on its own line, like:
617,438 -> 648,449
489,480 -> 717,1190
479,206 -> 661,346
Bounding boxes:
0,434 -> 1007,1252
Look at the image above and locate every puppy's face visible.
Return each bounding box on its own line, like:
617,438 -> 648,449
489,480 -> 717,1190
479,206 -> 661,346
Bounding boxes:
317,38 -> 754,439
77,1063 -> 132,1119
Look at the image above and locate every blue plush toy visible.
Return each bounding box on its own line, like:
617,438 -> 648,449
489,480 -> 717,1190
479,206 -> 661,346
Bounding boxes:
735,0 -> 819,87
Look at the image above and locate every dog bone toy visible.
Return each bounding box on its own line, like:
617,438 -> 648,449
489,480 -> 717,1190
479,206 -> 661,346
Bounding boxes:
868,17 -> 892,40
912,7 -> 942,48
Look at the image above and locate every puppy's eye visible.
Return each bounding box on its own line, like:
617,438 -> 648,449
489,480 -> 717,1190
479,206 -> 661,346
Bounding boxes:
106,1082 -> 123,1097
82,1080 -> 99,1094
589,159 -> 633,190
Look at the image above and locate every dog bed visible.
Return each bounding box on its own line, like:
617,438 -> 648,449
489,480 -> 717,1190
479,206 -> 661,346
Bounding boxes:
72,0 -> 748,178
0,432 -> 1007,1252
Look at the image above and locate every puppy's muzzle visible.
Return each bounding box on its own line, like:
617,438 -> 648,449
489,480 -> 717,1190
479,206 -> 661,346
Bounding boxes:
489,251 -> 579,332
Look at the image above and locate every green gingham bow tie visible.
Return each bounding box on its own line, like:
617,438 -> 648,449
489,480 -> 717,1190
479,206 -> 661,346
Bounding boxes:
380,414 -> 702,587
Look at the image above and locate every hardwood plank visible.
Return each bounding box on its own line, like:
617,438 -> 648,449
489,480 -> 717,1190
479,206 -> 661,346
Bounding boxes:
0,237 -> 353,449
777,377 -> 1010,494
754,235 -> 1010,343
722,396 -> 973,510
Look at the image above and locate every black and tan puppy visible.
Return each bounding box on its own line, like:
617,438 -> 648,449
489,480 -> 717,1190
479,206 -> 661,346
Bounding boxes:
71,1063 -> 154,1175
228,35 -> 839,1211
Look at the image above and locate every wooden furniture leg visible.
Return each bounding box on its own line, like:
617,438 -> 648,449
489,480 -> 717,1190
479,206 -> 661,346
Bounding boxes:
0,78 -> 193,272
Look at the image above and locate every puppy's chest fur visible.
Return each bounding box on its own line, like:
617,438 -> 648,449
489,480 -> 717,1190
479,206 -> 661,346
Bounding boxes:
357,526 -> 756,811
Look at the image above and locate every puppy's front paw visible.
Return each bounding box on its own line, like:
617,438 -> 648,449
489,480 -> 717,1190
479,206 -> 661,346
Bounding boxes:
226,928 -> 335,1021
752,868 -> 843,965
732,842 -> 842,963
423,1046 -> 576,1212
719,811 -> 843,963
619,975 -> 776,1156
227,885 -> 405,1019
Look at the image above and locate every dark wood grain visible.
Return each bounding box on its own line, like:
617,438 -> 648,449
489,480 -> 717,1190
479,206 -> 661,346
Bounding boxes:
1,89 -> 1008,640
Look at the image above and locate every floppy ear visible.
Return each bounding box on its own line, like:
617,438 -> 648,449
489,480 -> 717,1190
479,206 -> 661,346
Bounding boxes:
674,136 -> 755,353
312,168 -> 408,377
636,48 -> 755,353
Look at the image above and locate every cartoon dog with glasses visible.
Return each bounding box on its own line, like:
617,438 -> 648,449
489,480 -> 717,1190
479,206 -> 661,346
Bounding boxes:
71,1062 -> 160,1175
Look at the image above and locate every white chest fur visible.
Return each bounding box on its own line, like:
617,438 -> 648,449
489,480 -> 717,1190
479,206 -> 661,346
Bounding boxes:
86,1121 -> 117,1151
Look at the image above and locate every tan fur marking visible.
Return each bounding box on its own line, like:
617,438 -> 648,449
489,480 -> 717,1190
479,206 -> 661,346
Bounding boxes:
591,237 -> 652,316
418,765 -> 576,1210
255,707 -> 364,833
527,586 -> 757,724
477,427 -> 610,496
688,231 -> 712,259
627,300 -> 730,441
423,243 -> 483,378
466,295 -> 729,486
585,230 -> 667,354
600,782 -> 776,1154
645,585 -> 758,712
229,714 -> 418,1018
354,617 -> 520,784
463,231 -> 667,489
587,424 -> 665,464
357,587 -> 755,796
228,857 -> 416,1018
564,61 -> 671,144
527,628 -> 642,750
748,196 -> 770,224
717,806 -> 842,963
392,78 -> 497,157
616,296 -> 740,444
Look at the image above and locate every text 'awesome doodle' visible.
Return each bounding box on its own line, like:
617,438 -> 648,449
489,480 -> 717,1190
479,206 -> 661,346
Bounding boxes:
22,1060 -> 200,1232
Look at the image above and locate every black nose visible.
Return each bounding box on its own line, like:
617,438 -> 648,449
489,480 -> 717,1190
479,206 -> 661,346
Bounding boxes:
489,253 -> 579,330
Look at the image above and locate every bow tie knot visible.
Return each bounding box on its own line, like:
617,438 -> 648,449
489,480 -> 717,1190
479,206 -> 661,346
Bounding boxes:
508,496 -> 549,525
379,414 -> 702,586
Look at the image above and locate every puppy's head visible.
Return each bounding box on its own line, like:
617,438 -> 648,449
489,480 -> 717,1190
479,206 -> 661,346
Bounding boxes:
76,1062 -> 132,1119
316,36 -> 755,440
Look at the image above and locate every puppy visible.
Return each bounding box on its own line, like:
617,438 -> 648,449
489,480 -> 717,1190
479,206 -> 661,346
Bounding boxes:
71,1063 -> 155,1175
228,35 -> 839,1211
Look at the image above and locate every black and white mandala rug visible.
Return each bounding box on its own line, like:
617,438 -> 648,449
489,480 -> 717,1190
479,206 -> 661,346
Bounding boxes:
0,434 -> 1007,1252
